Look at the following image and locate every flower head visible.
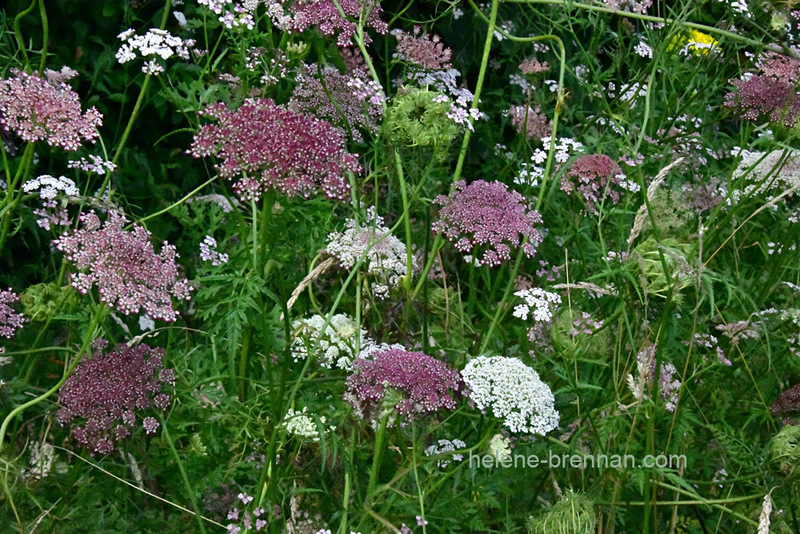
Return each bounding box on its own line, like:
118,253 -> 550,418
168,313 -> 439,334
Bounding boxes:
56,343 -> 174,453
189,98 -> 361,202
54,211 -> 192,321
290,313 -> 370,369
289,0 -> 388,48
562,154 -> 629,214
392,26 -> 452,70
461,355 -> 559,435
725,53 -> 800,127
506,104 -> 551,141
344,348 -> 460,425
433,180 -> 543,267
0,289 -> 26,340
325,209 -> 413,299
0,69 -> 102,151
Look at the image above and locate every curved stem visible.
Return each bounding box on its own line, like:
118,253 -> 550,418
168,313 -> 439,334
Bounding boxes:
37,0 -> 49,75
452,0 -> 499,184
12,0 -> 37,71
394,150 -> 413,293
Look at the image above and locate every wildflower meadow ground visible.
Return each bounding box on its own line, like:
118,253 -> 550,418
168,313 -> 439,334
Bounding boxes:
1,0 -> 800,532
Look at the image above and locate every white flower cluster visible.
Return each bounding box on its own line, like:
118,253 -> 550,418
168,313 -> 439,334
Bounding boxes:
634,40 -> 653,59
290,313 -> 369,369
116,28 -> 192,75
23,175 -> 79,230
732,149 -> 800,201
325,208 -> 414,299
199,236 -> 229,266
424,438 -> 467,467
23,175 -> 79,200
513,288 -> 562,323
408,69 -> 481,131
21,442 -> 65,481
198,0 -> 260,30
68,155 -> 117,175
461,356 -> 559,435
283,407 -> 332,442
516,137 -> 583,187
488,433 -> 511,461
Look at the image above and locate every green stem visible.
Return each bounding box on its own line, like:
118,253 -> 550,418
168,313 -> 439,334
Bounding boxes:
507,0 -> 795,56
453,0 -> 499,183
159,414 -> 208,534
12,0 -> 37,71
478,241 -> 527,354
37,0 -> 48,75
366,412 -> 390,504
394,150 -> 413,293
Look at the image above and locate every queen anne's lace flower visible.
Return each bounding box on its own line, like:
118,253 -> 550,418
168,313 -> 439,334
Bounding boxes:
325,209 -> 412,299
461,355 -> 559,435
199,236 -> 229,266
433,180 -> 543,267
424,438 -> 466,467
116,28 -> 192,75
289,0 -> 388,48
190,98 -> 361,202
0,289 -> 26,340
290,313 -> 370,369
23,175 -> 79,230
513,288 -> 561,323
0,69 -> 102,151
392,26 -> 452,70
54,211 -> 192,321
344,347 -> 460,425
283,407 -> 333,442
56,343 -> 174,454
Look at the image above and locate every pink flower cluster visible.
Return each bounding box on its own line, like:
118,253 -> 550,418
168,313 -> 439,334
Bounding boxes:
0,289 -> 25,339
290,0 -> 388,47
56,342 -> 174,454
561,154 -> 626,214
189,98 -> 361,202
725,52 -> 800,127
344,348 -> 460,424
507,104 -> 551,140
0,69 -> 102,151
432,180 -> 543,267
392,26 -> 452,70
54,211 -> 191,322
289,63 -> 384,142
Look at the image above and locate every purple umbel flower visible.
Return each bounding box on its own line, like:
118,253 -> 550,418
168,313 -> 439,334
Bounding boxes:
289,0 -> 388,48
0,289 -> 26,340
432,180 -> 543,267
54,211 -> 192,322
189,98 -> 361,202
344,348 -> 460,424
725,52 -> 800,127
0,69 -> 102,151
561,154 -> 626,214
506,104 -> 551,141
56,343 -> 174,454
392,26 -> 453,70
289,62 -> 384,142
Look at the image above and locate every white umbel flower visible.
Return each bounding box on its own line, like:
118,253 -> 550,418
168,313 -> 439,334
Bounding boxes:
283,407 -> 331,442
461,356 -> 559,435
290,313 -> 370,370
513,288 -> 561,323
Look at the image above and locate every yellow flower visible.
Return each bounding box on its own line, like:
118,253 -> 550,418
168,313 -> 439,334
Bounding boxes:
668,29 -> 719,55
